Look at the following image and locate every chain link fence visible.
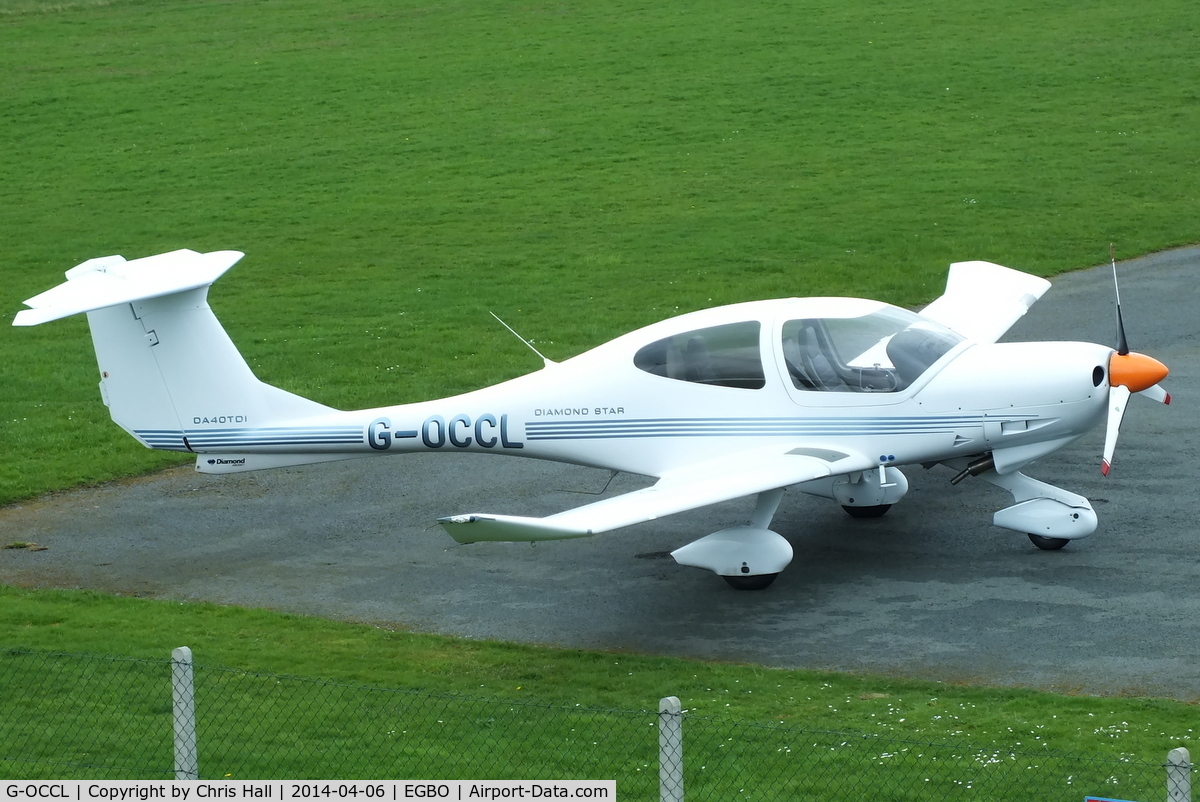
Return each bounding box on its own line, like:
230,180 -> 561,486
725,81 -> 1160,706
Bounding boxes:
1,648 -> 657,789
2,649 -> 174,779
0,647 -> 1188,800
672,710 -> 1177,801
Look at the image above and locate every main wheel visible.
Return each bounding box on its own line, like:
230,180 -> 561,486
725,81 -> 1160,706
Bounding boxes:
1028,533 -> 1070,550
723,573 -> 779,591
842,504 -> 891,519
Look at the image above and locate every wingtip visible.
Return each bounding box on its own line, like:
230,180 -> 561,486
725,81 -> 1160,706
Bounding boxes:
1100,459 -> 1112,477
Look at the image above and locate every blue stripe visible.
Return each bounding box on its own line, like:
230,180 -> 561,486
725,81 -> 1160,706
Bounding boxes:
524,415 -> 992,441
134,430 -> 189,451
187,438 -> 362,447
527,415 -> 984,427
135,425 -> 366,451
185,427 -> 361,436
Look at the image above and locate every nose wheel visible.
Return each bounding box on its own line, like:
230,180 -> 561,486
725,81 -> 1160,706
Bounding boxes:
1028,533 -> 1070,550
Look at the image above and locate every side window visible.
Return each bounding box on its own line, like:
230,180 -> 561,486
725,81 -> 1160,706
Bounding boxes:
634,321 -> 765,389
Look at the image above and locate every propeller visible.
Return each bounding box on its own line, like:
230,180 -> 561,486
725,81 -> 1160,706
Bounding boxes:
1100,385 -> 1130,477
1100,244 -> 1171,476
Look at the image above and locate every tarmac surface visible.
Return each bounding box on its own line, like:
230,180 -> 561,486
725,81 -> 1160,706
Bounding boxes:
3,246 -> 1198,698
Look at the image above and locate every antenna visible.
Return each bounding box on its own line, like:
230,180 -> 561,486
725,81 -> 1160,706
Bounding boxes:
563,469 -> 620,496
1110,243 -> 1129,356
490,312 -> 555,366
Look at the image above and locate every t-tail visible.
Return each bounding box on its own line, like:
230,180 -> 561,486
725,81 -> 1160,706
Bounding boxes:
14,249 -> 344,471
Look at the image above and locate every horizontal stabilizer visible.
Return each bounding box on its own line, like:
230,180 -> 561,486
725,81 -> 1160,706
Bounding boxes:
14,249 -> 244,326
440,446 -> 874,543
920,261 -> 1051,344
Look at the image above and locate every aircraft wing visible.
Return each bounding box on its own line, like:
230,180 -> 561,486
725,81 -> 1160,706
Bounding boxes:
919,260 -> 1052,344
438,446 -> 875,543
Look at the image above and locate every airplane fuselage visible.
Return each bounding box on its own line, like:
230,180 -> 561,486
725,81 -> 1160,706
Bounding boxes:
183,298 -> 1114,482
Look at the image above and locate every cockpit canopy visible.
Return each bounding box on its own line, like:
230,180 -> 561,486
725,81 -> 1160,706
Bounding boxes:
633,320 -> 765,389
633,304 -> 963,392
781,305 -> 962,392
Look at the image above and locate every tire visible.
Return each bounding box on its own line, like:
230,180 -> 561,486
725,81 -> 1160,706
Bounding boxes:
842,504 -> 891,519
1028,533 -> 1070,550
723,573 -> 779,591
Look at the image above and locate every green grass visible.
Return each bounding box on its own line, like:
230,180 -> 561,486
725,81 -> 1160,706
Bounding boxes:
2,0 -> 1199,505
2,649 -> 1175,797
3,4 -> 1196,787
1,586 -> 1193,795
1,586 -> 1196,761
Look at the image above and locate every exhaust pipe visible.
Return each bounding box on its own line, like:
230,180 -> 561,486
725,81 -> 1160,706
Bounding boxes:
951,454 -> 995,485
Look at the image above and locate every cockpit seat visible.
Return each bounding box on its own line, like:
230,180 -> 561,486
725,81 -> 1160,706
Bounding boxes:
683,336 -> 715,384
784,326 -> 842,390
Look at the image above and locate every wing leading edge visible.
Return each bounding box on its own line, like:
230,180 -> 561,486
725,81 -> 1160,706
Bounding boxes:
438,446 -> 876,543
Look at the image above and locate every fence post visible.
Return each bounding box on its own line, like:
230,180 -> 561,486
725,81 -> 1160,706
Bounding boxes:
172,646 -> 199,780
1168,747 -> 1191,802
659,696 -> 683,802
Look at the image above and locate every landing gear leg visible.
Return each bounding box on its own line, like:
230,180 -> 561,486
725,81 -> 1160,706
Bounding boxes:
670,488 -> 792,590
750,487 -> 785,530
978,469 -> 1097,545
725,488 -> 787,590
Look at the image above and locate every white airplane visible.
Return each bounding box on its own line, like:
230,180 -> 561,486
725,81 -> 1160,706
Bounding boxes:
15,249 -> 1171,589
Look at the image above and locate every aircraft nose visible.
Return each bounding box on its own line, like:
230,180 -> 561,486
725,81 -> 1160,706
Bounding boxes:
1109,351 -> 1169,393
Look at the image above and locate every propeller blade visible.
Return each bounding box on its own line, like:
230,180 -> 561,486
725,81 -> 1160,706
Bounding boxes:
1139,383 -> 1172,405
1115,303 -> 1129,356
1111,244 -> 1130,356
1101,384 -> 1131,477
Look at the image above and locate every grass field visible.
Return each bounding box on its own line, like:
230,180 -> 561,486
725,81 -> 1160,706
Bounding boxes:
2,0 -> 1199,784
2,0 -> 1199,504
2,586 -> 1195,768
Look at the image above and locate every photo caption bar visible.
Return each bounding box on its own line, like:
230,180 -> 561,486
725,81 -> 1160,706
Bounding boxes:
2,782 -> 615,801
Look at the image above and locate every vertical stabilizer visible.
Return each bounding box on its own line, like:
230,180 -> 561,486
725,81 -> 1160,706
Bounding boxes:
16,249 -> 333,451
